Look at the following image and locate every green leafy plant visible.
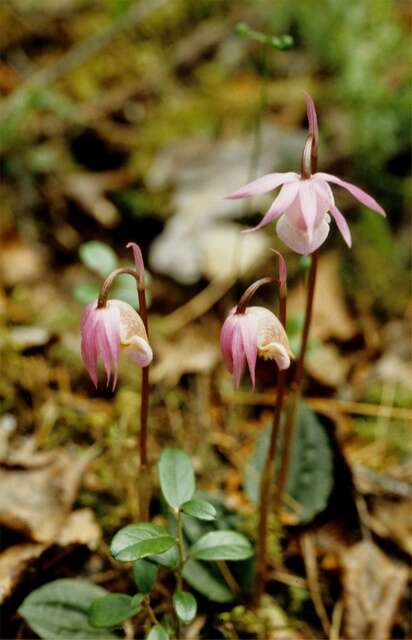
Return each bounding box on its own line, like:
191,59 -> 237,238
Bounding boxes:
86,448 -> 253,638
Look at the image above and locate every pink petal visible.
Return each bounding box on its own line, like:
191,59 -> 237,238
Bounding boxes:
244,181 -> 300,232
95,307 -> 120,390
304,92 -> 319,145
298,180 -> 318,237
81,308 -> 99,387
315,172 -> 385,216
329,204 -> 352,247
220,313 -> 237,373
239,315 -> 258,389
127,242 -> 145,287
231,325 -> 245,388
270,249 -> 287,290
224,172 -> 298,200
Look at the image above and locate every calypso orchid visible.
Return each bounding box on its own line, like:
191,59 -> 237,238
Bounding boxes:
80,242 -> 152,389
81,299 -> 152,390
220,306 -> 292,388
225,94 -> 385,255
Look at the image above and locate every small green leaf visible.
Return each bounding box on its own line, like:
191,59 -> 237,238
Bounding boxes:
79,241 -> 118,277
18,579 -> 115,639
133,559 -> 158,593
158,449 -> 195,509
181,499 -> 216,521
111,523 -> 176,562
182,559 -> 233,603
190,531 -> 253,561
173,591 -> 197,624
89,593 -> 143,628
146,624 -> 169,640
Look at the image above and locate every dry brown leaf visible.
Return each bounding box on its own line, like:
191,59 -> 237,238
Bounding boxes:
341,540 -> 408,640
288,251 -> 358,342
151,323 -> 220,385
0,508 -> 101,603
0,448 -> 95,543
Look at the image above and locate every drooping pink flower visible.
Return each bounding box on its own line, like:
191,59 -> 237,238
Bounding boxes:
225,95 -> 385,255
220,306 -> 292,388
81,299 -> 152,389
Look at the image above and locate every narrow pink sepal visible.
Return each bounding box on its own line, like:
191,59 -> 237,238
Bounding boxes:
243,181 -> 300,233
220,312 -> 237,373
304,92 -> 319,145
224,172 -> 298,200
239,315 -> 258,389
127,242 -> 145,287
231,325 -> 245,388
270,249 -> 287,291
80,302 -> 99,387
330,204 -> 352,247
315,172 -> 386,216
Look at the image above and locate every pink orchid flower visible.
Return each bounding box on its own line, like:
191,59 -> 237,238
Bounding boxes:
81,299 -> 152,390
220,306 -> 293,388
225,94 -> 385,255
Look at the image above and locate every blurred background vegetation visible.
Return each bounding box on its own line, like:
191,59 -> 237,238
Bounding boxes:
0,0 -> 411,636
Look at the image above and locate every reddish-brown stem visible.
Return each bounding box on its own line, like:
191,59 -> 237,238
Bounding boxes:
236,277 -> 276,314
137,285 -> 150,519
274,251 -> 318,513
254,367 -> 286,602
97,268 -> 138,308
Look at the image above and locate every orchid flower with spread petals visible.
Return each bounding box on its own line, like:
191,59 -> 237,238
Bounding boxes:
220,306 -> 292,388
225,94 -> 385,255
81,299 -> 152,390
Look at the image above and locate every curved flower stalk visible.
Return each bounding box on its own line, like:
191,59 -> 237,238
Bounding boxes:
220,305 -> 292,388
225,94 -> 385,255
81,299 -> 152,390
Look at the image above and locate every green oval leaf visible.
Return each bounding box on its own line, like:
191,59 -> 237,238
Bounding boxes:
133,559 -> 158,593
158,449 -> 195,509
244,402 -> 334,524
173,591 -> 197,624
146,624 -> 169,640
182,559 -> 233,603
111,523 -> 176,562
79,241 -> 118,278
190,531 -> 253,561
18,579 -> 115,639
89,593 -> 144,628
181,499 -> 216,521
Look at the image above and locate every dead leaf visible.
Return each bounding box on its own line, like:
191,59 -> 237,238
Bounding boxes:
341,540 -> 408,640
0,508 -> 100,603
8,326 -> 51,351
0,448 -> 95,543
288,251 -> 358,342
151,323 -> 220,385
